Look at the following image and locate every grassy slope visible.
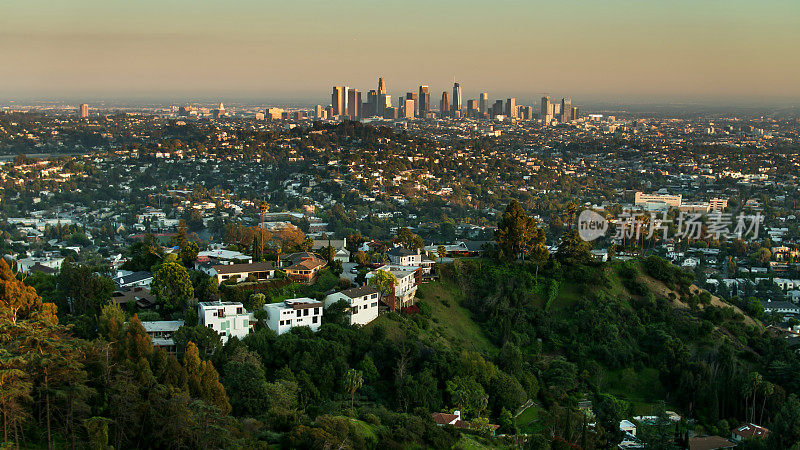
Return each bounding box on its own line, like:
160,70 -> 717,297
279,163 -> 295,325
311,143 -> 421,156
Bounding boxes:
367,261 -> 762,431
366,279 -> 497,355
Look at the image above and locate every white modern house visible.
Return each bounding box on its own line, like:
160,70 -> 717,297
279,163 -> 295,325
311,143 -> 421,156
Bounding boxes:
324,286 -> 380,326
387,246 -> 422,266
198,301 -> 253,343
264,297 -> 323,335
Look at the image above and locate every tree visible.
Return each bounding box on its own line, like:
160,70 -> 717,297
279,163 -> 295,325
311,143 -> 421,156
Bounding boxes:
151,262 -> 194,310
555,229 -> 591,266
343,369 -> 363,410
495,200 -> 538,262
395,228 -> 424,251
768,394 -> 800,449
368,270 -> 397,307
446,376 -> 488,418
437,245 -> 447,263
174,325 -> 222,358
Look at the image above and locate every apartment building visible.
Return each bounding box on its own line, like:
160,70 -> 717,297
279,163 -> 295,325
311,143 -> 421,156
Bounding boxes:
324,285 -> 380,326
198,301 -> 253,343
264,297 -> 323,335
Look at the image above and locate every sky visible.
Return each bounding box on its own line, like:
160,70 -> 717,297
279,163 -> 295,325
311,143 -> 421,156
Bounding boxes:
1,0 -> 799,106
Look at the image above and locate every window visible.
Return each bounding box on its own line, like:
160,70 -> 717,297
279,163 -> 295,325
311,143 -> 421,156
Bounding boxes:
372,302 -> 378,307
312,316 -> 318,324
237,307 -> 243,314
303,309 -> 309,316
353,306 -> 358,313
296,310 -> 301,317
314,307 -> 320,315
207,324 -> 213,329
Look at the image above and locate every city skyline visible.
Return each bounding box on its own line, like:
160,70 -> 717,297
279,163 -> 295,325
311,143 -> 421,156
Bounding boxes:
1,0 -> 799,105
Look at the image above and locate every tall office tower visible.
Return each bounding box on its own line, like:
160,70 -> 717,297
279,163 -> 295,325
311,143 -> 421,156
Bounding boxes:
561,97 -> 572,122
79,103 -> 89,118
347,89 -> 361,118
505,98 -> 517,118
403,99 -> 415,119
451,82 -> 462,114
405,92 -> 418,117
440,91 -> 449,117
378,77 -> 386,95
379,94 -> 391,115
325,105 -> 334,119
367,90 -> 378,116
315,105 -> 323,119
552,102 -> 561,116
572,106 -> 579,120
479,93 -> 488,115
467,100 -> 478,117
540,96 -> 551,118
332,86 -> 347,116
418,85 -> 430,118
398,96 -> 405,115
493,100 -> 503,117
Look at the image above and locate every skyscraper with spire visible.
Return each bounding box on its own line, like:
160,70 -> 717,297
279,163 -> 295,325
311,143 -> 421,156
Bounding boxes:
451,82 -> 462,115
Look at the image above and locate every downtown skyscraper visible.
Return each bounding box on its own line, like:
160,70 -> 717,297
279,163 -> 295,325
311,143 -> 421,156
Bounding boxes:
418,85 -> 430,118
332,86 -> 347,116
440,91 -> 449,117
451,82 -> 462,116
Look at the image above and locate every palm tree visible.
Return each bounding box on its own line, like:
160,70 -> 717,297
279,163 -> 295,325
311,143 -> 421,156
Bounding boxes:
344,369 -> 363,410
258,202 -> 269,262
437,245 -> 446,263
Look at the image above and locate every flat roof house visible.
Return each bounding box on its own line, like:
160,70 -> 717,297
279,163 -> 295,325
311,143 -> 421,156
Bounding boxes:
141,319 -> 184,353
265,297 -> 323,335
198,301 -> 253,344
203,261 -> 276,284
324,286 -> 380,326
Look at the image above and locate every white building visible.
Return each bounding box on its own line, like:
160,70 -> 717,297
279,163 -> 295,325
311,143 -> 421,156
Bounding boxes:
368,266 -> 419,310
387,246 -> 422,266
202,262 -> 276,284
264,297 -> 323,335
324,286 -> 380,326
198,301 -> 253,343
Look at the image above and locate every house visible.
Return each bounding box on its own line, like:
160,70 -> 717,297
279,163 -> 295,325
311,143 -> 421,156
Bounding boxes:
324,285 -> 380,326
285,257 -> 326,284
688,436 -> 735,450
619,420 -> 637,436
15,256 -> 65,274
141,320 -> 184,353
387,246 -> 422,266
431,410 -> 500,436
280,251 -> 321,267
111,286 -> 155,308
203,262 -> 276,284
113,271 -> 153,289
312,238 -> 350,262
264,297 -> 323,335
731,423 -> 770,441
763,300 -> 800,315
197,248 -> 252,264
198,301 -> 253,344
368,266 -> 420,311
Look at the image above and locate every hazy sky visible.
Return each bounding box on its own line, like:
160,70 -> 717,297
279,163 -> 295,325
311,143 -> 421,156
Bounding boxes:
1,0 -> 799,105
